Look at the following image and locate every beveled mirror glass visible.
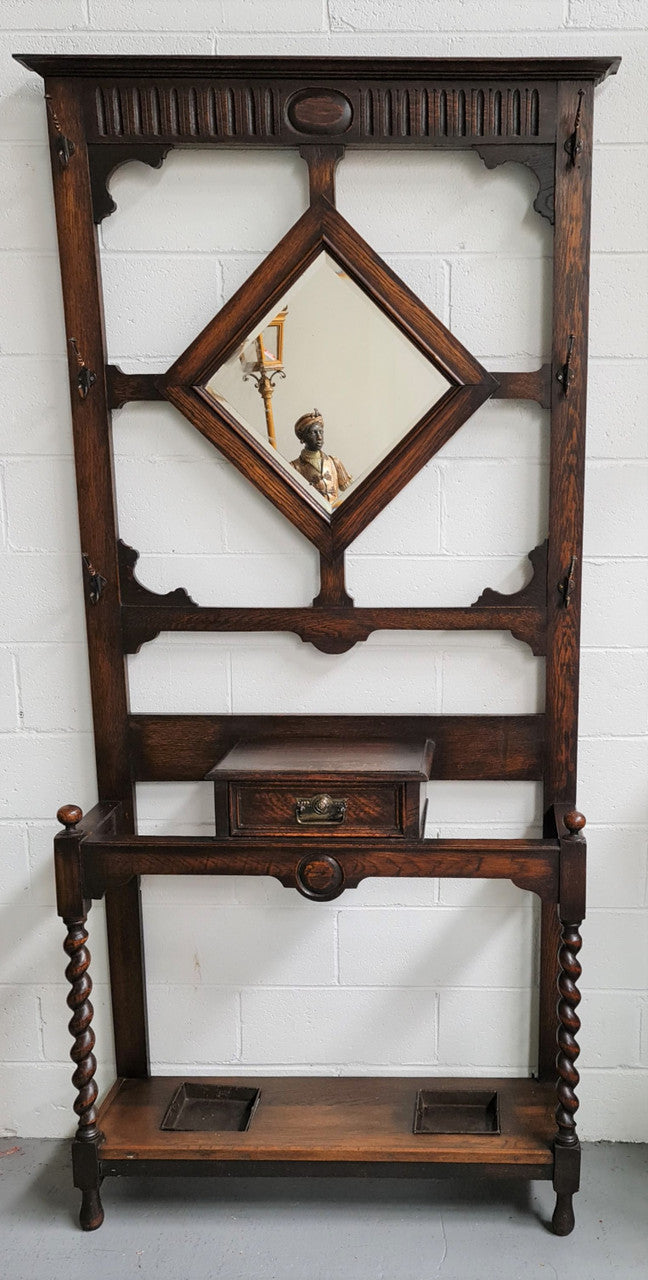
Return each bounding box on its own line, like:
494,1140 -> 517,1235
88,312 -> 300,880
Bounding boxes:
202,252 -> 451,509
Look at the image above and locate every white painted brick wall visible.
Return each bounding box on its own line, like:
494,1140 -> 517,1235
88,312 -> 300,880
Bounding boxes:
0,1 -> 646,1144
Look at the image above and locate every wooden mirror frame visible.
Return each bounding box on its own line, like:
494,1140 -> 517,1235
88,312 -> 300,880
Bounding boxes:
15,53 -> 620,1236
163,198 -> 497,559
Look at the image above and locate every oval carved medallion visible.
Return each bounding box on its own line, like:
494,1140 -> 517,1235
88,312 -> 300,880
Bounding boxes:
287,88 -> 353,135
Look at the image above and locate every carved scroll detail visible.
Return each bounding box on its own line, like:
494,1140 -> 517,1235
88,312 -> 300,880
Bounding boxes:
471,540 -> 547,653
473,540 -> 547,612
473,144 -> 555,223
555,922 -> 582,1146
88,143 -> 172,223
64,919 -> 102,1143
118,539 -> 197,609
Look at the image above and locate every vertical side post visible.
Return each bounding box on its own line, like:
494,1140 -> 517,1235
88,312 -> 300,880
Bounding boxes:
538,900 -> 561,1081
552,809 -> 586,1236
55,805 -> 104,1230
541,77 -> 593,1116
543,81 -> 593,808
44,78 -> 149,1078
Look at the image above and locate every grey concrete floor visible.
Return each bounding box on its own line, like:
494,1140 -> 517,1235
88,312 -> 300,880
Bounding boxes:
0,1141 -> 646,1280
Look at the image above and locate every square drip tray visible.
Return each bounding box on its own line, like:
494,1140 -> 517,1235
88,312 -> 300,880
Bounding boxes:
413,1089 -> 500,1135
160,1083 -> 261,1132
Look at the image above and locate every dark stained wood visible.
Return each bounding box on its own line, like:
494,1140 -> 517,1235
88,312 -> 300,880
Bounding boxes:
58,804 -> 83,828
88,142 -> 172,223
300,144 -> 344,204
162,198 -> 497,557
97,1075 -> 556,1166
15,56 -> 621,84
538,900 -> 561,1082
474,144 -> 555,223
106,364 -> 164,410
117,539 -> 196,608
19,52 -> 618,1233
208,737 -> 434,841
107,361 -> 550,412
312,551 -> 354,608
472,540 -> 547,649
290,90 -> 352,134
121,600 -> 546,657
208,737 -> 435,778
543,82 -> 594,812
129,714 -> 545,782
81,835 -> 560,904
43,77 -> 149,1080
222,782 -> 414,839
491,365 -> 552,408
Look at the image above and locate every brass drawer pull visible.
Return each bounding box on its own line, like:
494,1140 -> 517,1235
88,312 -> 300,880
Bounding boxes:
295,794 -> 347,825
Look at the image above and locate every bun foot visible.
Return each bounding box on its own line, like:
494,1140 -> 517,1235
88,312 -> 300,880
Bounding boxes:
80,1188 -> 104,1231
552,1191 -> 575,1236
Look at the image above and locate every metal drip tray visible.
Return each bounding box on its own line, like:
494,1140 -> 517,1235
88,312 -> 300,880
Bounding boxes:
160,1083 -> 261,1132
413,1089 -> 500,1135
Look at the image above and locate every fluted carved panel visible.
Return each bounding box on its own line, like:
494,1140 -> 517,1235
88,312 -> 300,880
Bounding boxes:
359,85 -> 545,140
84,79 -> 553,145
92,82 -> 281,141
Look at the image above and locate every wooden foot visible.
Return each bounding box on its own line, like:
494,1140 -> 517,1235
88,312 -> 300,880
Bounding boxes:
80,1187 -> 104,1231
552,1191 -> 575,1236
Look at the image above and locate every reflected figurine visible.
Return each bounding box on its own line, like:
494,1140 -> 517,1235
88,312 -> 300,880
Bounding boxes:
290,410 -> 352,506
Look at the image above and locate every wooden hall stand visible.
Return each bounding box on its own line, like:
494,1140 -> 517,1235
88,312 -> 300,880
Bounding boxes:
14,53 -> 619,1235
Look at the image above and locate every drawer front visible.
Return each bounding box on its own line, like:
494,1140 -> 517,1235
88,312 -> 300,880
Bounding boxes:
229,783 -> 406,837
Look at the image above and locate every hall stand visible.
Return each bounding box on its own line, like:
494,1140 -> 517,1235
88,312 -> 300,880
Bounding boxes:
14,52 -> 619,1233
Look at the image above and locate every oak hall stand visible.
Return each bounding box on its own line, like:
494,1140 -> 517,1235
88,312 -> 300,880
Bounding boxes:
15,53 -> 619,1234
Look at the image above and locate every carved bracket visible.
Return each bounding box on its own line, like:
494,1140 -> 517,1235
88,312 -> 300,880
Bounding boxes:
472,540 -> 548,653
473,144 -> 555,224
88,143 -> 173,224
118,539 -> 197,610
473,540 -> 547,611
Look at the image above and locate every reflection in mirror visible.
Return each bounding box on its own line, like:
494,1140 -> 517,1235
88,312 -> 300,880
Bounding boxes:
202,253 -> 451,509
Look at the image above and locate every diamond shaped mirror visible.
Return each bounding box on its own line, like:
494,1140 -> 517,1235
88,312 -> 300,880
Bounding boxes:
162,202 -> 497,556
201,251 -> 451,511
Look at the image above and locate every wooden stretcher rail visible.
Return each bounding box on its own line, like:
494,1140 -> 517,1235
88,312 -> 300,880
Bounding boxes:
128,713 -> 546,782
80,834 -> 560,901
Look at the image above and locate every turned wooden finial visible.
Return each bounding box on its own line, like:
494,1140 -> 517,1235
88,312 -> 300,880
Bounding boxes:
564,810 -> 586,835
57,804 -> 83,829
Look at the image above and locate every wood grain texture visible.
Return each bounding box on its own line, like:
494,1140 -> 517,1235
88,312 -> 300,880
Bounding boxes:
162,198 -> 497,557
543,82 -> 593,812
97,1075 -> 556,1166
44,77 -> 148,1078
121,601 -> 546,656
15,56 -> 621,84
128,713 -> 545,782
81,836 -> 559,903
18,52 -> 620,1227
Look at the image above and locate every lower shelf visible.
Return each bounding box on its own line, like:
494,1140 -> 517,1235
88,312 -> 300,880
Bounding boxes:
97,1075 -> 556,1176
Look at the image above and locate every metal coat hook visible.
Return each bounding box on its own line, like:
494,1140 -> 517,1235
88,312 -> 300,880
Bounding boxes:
556,333 -> 575,397
44,94 -> 75,168
558,556 -> 577,608
82,554 -> 107,605
69,338 -> 97,400
564,89 -> 584,168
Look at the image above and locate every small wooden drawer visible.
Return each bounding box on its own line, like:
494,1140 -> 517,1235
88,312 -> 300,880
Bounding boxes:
206,737 -> 434,840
